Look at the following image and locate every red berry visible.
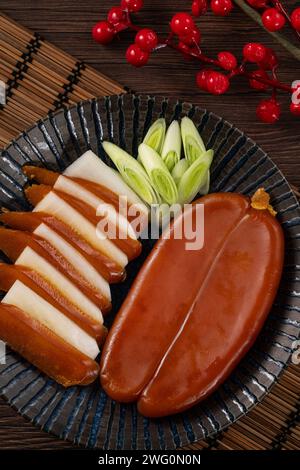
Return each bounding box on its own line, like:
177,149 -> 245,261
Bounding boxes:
107,6 -> 126,25
249,69 -> 269,90
260,48 -> 278,70
120,0 -> 143,12
290,102 -> 300,116
243,43 -> 267,63
192,0 -> 208,16
196,70 -> 210,90
246,0 -> 268,8
256,99 -> 280,123
135,28 -> 158,52
217,51 -> 237,70
291,8 -> 300,32
170,12 -> 195,36
206,71 -> 230,94
262,8 -> 286,32
92,21 -> 115,44
126,44 -> 149,67
179,27 -> 201,46
210,0 -> 233,16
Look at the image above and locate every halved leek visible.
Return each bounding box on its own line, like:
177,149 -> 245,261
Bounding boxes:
171,159 -> 189,186
138,143 -> 178,205
161,120 -> 182,172
143,118 -> 166,155
102,141 -> 159,205
178,149 -> 214,204
181,116 -> 206,165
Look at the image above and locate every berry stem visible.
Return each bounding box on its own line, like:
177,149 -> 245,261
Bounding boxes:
165,39 -> 218,65
241,69 -> 292,92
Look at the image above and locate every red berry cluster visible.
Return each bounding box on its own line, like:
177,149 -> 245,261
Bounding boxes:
92,2 -> 299,124
192,0 -> 233,17
92,0 -> 143,45
246,0 -> 300,36
126,29 -> 158,67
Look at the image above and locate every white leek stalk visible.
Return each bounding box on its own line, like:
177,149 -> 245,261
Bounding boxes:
171,159 -> 189,186
143,118 -> 166,155
102,141 -> 159,205
161,120 -> 182,172
178,149 -> 214,204
138,143 -> 178,205
181,116 -> 206,165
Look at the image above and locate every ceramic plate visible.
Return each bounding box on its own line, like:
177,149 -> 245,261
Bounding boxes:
0,95 -> 299,450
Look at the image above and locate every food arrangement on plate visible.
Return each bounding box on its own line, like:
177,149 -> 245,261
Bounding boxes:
0,113 -> 285,420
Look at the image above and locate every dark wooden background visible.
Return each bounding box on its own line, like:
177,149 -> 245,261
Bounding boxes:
0,0 -> 300,450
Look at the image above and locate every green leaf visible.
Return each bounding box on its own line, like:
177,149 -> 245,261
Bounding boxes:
171,159 -> 189,186
161,120 -> 181,171
138,143 -> 178,205
102,141 -> 159,205
178,149 -> 214,204
181,116 -> 206,165
143,118 -> 166,155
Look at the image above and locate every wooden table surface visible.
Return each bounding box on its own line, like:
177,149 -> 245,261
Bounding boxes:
0,0 -> 300,450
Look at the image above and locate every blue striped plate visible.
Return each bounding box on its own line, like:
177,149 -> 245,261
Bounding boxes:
0,95 -> 299,449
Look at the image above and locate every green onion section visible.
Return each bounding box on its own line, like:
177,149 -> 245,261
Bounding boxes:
181,116 -> 206,165
102,118 -> 215,214
143,118 -> 166,155
138,143 -> 178,205
178,149 -> 214,204
171,159 -> 189,186
161,120 -> 181,172
102,141 -> 159,205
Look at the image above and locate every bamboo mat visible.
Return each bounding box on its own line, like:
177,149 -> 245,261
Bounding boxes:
0,13 -> 125,148
0,12 -> 300,452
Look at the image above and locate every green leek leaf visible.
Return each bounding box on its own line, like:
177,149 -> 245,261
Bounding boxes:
171,159 -> 189,186
138,143 -> 178,205
102,141 -> 159,205
143,118 -> 166,155
178,149 -> 214,204
161,120 -> 181,171
181,116 -> 206,165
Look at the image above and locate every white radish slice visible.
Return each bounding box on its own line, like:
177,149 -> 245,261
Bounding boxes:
64,150 -> 149,218
34,223 -> 111,301
2,280 -> 99,359
15,246 -> 103,323
54,175 -> 137,240
34,191 -> 128,268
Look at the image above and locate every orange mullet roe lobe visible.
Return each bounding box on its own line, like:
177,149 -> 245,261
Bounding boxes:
100,190 -> 284,418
